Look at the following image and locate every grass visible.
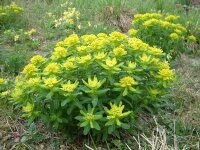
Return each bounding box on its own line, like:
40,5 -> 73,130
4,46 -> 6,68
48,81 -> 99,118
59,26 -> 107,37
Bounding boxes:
0,0 -> 200,149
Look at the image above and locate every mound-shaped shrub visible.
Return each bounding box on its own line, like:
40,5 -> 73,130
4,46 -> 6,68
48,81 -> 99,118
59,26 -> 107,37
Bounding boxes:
10,32 -> 174,139
0,3 -> 23,28
130,13 -> 197,58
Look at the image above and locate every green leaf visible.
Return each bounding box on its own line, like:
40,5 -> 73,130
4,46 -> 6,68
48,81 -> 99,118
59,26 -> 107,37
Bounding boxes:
122,88 -> 128,96
108,125 -> 115,134
80,121 -> 88,127
121,123 -> 130,129
92,96 -> 98,107
61,99 -> 70,107
93,121 -> 101,130
83,126 -> 90,135
75,116 -> 83,121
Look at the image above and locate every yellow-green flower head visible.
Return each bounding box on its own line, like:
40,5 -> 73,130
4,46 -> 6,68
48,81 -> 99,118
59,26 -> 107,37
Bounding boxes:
27,78 -> 41,87
77,54 -> 92,64
95,52 -> 107,60
23,102 -> 34,113
44,62 -> 60,74
158,68 -> 174,81
175,24 -> 187,32
160,21 -> 171,27
97,33 -> 108,38
127,61 -> 137,70
149,89 -> 160,95
109,31 -> 128,42
1,91 -> 9,97
149,47 -> 163,56
165,15 -> 180,21
11,88 -> 23,100
0,78 -> 5,85
128,38 -> 150,51
81,34 -> 97,43
170,33 -> 179,39
113,47 -> 127,57
128,29 -> 138,36
64,34 -> 80,46
51,47 -> 67,59
174,29 -> 182,35
119,76 -> 138,88
61,80 -> 79,93
139,54 -> 152,64
82,76 -> 105,90
143,18 -> 159,27
159,61 -> 170,69
62,61 -> 76,70
77,46 -> 88,53
105,102 -> 131,126
30,55 -> 46,65
188,35 -> 196,41
44,77 -> 59,88
22,64 -> 38,77
105,57 -> 117,68
90,38 -> 109,50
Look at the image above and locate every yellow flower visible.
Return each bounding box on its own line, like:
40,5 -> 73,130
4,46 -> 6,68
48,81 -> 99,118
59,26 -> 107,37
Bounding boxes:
105,57 -> 117,67
0,78 -> 5,85
27,78 -> 41,87
77,46 -> 88,53
30,55 -> 45,65
77,54 -> 92,64
61,80 -> 79,93
149,47 -> 163,56
14,35 -> 19,42
127,61 -> 137,70
139,54 -> 152,64
44,77 -> 59,88
128,29 -> 138,36
22,64 -> 38,77
165,15 -> 180,21
62,61 -> 76,70
44,62 -> 60,74
81,34 -> 97,43
119,76 -> 138,88
95,52 -> 107,60
113,47 -> 127,57
149,89 -> 160,95
64,34 -> 80,46
23,102 -> 34,113
188,35 -> 196,41
82,76 -> 106,90
104,102 -> 131,126
51,47 -> 67,59
158,68 -> 174,81
170,33 -> 179,39
97,33 -> 108,38
159,61 -> 170,69
1,91 -> 9,97
109,31 -> 128,42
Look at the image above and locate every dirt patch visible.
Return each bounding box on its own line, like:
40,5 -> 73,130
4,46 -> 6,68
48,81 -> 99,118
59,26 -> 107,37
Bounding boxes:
192,0 -> 200,7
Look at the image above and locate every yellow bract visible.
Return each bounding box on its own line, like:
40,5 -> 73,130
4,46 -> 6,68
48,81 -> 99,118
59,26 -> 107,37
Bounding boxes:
119,76 -> 138,88
113,47 -> 127,57
83,76 -> 105,90
51,47 -> 67,59
44,77 -> 59,88
44,62 -> 60,74
30,55 -> 46,65
158,68 -> 174,81
105,57 -> 117,67
22,64 -> 38,77
61,80 -> 79,93
0,78 -> 4,84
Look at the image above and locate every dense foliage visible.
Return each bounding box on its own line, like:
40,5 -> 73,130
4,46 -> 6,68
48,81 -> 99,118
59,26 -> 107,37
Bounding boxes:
0,3 -> 23,28
10,32 -> 174,139
130,13 -> 197,57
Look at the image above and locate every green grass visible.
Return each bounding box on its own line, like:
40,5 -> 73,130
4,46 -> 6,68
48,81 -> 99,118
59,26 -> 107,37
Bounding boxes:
0,0 -> 200,149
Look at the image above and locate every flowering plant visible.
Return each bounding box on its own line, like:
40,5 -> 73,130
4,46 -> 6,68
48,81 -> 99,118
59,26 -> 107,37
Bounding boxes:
10,32 -> 174,139
130,13 -> 197,57
0,3 -> 23,28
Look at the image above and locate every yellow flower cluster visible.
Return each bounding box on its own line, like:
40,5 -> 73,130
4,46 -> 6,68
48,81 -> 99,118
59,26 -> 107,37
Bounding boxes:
0,3 -> 23,16
54,7 -> 80,28
131,13 -> 197,56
